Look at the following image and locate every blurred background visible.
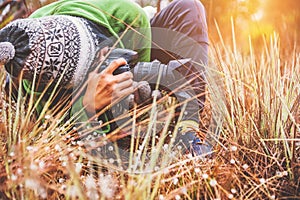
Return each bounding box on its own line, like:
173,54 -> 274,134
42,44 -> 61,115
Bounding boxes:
202,0 -> 299,53
1,0 -> 299,52
140,0 -> 300,53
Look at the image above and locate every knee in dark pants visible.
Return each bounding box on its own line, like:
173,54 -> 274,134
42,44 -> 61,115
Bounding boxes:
170,0 -> 206,15
150,0 -> 208,62
151,0 -> 207,30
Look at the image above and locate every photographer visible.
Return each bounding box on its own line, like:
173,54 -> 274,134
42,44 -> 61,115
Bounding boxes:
0,0 -> 210,156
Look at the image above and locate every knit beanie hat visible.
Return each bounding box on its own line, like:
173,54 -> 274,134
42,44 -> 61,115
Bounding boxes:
0,15 -> 106,88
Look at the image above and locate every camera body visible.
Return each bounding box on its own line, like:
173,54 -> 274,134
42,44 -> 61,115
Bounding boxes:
98,48 -> 190,85
96,48 -> 138,75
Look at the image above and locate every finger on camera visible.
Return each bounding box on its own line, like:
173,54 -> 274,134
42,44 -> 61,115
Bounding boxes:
115,71 -> 133,82
104,58 -> 127,74
117,78 -> 133,91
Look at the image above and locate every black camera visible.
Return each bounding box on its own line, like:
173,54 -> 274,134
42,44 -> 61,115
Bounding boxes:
97,48 -> 190,86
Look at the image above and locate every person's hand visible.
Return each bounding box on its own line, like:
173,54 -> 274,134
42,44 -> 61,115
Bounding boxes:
82,57 -> 134,114
123,81 -> 163,110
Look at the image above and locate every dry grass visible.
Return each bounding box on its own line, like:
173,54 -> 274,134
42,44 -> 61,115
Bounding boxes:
0,31 -> 299,199
0,1 -> 299,198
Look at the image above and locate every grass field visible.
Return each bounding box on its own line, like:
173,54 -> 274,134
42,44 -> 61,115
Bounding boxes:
0,29 -> 299,199
0,0 -> 299,198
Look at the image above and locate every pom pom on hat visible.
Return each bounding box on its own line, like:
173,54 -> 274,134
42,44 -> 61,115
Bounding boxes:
0,42 -> 15,65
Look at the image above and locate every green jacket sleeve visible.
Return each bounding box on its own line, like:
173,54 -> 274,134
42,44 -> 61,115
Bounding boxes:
70,96 -> 111,134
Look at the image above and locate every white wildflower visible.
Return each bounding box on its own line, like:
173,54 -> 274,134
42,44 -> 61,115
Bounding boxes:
40,189 -> 47,199
159,194 -> 164,200
98,175 -> 116,199
194,168 -> 201,173
181,187 -> 187,194
59,156 -> 68,161
230,159 -> 235,164
17,168 -> 22,175
202,173 -> 209,179
54,144 -> 61,152
25,178 -> 47,199
61,161 -> 67,167
108,146 -> 114,151
187,153 -> 193,159
43,139 -> 49,144
163,144 -> 169,150
242,164 -> 249,170
39,160 -> 45,169
67,185 -> 79,198
209,179 -> 217,187
228,194 -> 234,199
77,141 -> 84,146
11,174 -> 17,181
173,178 -> 179,185
30,163 -> 38,171
26,146 -> 38,152
175,195 -> 181,200
60,185 -> 66,191
230,146 -> 237,151
231,188 -> 237,194
170,151 -> 177,158
259,178 -> 266,184
86,175 -> 97,190
163,168 -> 169,174
59,178 -> 65,183
75,163 -> 83,173
89,141 -> 97,148
87,191 -> 99,200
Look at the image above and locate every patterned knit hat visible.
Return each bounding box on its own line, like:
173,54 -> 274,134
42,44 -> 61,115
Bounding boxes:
0,15 -> 103,88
